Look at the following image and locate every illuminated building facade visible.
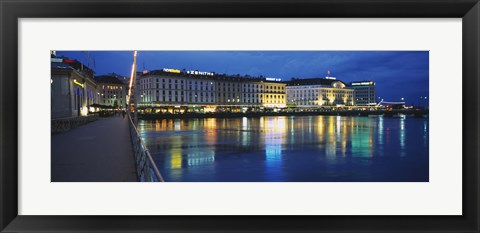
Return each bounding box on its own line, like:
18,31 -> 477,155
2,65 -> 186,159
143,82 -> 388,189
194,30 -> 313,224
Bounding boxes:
216,78 -> 242,106
349,81 -> 377,106
95,75 -> 128,109
241,81 -> 263,106
51,57 -> 99,118
138,69 -> 216,107
286,78 -> 354,107
137,69 -> 287,111
262,81 -> 287,108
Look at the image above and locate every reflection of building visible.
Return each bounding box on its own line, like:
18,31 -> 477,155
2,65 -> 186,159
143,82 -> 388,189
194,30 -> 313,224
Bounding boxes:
95,75 -> 127,109
349,81 -> 376,106
286,77 -> 354,107
137,69 -> 286,112
51,57 -> 99,118
263,117 -> 287,180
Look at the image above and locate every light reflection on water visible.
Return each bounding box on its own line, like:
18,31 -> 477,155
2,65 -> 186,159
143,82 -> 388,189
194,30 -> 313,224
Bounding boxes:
139,115 -> 429,182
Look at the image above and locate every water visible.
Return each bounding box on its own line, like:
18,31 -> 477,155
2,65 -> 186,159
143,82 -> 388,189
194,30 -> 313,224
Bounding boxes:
138,115 -> 428,182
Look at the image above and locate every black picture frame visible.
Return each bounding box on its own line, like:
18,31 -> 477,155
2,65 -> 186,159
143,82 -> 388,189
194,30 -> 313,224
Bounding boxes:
1,0 -> 479,232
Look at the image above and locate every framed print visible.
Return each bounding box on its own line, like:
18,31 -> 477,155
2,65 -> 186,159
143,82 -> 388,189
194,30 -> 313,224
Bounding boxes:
1,0 -> 479,232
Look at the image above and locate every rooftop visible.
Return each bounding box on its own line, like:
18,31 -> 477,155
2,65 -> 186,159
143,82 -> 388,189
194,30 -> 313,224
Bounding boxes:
51,61 -> 74,70
140,69 -> 281,83
95,75 -> 126,85
349,81 -> 376,86
286,78 -> 347,86
51,57 -> 95,79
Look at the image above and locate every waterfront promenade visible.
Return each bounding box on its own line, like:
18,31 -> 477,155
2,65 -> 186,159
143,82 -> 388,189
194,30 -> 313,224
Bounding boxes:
51,115 -> 138,182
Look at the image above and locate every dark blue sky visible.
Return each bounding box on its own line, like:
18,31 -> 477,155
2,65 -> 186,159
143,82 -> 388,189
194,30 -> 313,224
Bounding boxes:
56,51 -> 429,105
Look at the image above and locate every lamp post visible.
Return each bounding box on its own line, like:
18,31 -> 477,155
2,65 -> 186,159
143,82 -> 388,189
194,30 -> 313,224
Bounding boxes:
114,94 -> 117,111
129,51 -> 138,125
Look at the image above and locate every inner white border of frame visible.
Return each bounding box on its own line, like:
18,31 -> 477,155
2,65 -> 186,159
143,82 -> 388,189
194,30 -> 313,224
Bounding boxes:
18,18 -> 462,215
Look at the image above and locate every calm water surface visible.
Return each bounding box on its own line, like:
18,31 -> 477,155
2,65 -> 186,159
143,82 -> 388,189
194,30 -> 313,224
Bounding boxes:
138,115 -> 428,182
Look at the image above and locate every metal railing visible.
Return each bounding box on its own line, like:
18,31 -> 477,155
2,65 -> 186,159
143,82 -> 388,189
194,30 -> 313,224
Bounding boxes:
127,113 -> 165,182
51,115 -> 99,134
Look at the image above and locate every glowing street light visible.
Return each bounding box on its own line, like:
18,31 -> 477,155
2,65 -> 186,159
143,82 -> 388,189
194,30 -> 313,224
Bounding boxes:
127,50 -> 137,104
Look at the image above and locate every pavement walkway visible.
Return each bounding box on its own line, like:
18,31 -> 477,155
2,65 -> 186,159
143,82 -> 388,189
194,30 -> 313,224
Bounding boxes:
51,115 -> 138,182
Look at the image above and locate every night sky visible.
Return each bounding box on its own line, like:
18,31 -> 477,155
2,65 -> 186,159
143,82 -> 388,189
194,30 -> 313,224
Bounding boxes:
56,51 -> 429,105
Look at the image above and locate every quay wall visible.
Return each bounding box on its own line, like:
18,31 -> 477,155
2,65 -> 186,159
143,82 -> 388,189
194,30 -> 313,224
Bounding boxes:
138,109 -> 429,120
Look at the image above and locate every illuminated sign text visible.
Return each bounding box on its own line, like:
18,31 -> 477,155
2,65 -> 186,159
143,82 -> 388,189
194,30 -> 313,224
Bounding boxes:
163,68 -> 181,74
187,70 -> 214,76
73,79 -> 84,88
266,78 -> 282,82
351,81 -> 374,86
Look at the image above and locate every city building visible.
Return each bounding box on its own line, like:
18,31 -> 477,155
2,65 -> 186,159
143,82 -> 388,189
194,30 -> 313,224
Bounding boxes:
104,72 -> 130,85
349,81 -> 377,106
95,75 -> 128,110
241,80 -> 263,106
51,57 -> 99,118
286,77 -> 354,108
262,79 -> 287,108
137,69 -> 286,112
137,69 -> 216,112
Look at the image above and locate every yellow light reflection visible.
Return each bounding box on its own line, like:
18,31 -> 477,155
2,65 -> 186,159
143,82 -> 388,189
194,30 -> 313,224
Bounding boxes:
170,135 -> 183,169
325,116 -> 336,159
170,148 -> 182,169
